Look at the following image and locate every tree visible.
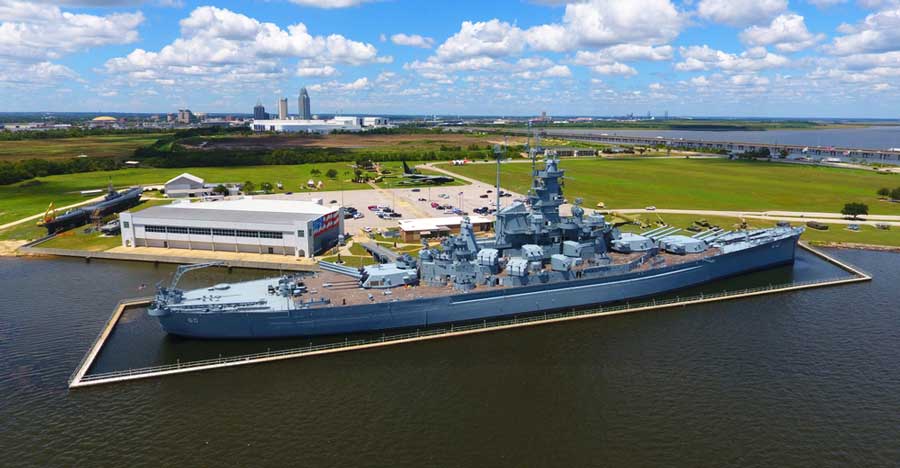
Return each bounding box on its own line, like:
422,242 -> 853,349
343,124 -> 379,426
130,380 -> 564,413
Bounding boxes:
779,149 -> 790,159
310,168 -> 321,176
242,180 -> 255,193
212,184 -> 229,196
841,202 -> 868,219
877,187 -> 891,198
891,187 -> 900,201
259,182 -> 273,193
325,168 -> 338,179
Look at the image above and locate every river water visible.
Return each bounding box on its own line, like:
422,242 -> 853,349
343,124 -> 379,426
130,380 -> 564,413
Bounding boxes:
542,126 -> 900,150
1,251 -> 898,467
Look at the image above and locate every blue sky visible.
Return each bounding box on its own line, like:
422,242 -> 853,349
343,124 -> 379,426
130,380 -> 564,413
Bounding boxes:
1,0 -> 899,118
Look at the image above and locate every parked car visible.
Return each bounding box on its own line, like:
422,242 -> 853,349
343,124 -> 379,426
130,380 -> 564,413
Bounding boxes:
367,205 -> 378,211
431,202 -> 440,208
418,198 -> 427,202
479,194 -> 489,198
645,206 -> 657,211
486,189 -> 493,193
388,212 -> 402,218
363,226 -> 373,233
353,213 -> 364,219
411,188 -> 421,192
438,194 -> 449,199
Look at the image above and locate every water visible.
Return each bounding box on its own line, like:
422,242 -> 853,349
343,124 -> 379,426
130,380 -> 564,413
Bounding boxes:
544,126 -> 900,150
1,251 -> 899,466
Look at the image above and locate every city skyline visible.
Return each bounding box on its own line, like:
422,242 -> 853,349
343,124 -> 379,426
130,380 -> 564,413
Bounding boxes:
2,0 -> 900,118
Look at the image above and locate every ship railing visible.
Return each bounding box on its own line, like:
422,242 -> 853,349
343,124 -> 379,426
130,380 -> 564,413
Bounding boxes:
69,297 -> 153,386
77,275 -> 862,384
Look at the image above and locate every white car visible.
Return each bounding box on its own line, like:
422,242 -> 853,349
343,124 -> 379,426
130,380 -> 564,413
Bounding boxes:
363,226 -> 373,233
645,206 -> 657,211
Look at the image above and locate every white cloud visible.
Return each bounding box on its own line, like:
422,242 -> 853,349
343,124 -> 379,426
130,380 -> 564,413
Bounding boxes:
103,6 -> 384,84
676,45 -> 790,72
740,14 -> 825,52
826,6 -> 900,55
296,62 -> 338,77
591,62 -> 637,75
0,60 -> 79,84
696,0 -> 788,26
390,33 -> 434,49
0,0 -> 144,60
435,19 -> 526,62
308,77 -> 370,92
287,0 -> 373,8
550,0 -> 682,49
514,64 -> 572,79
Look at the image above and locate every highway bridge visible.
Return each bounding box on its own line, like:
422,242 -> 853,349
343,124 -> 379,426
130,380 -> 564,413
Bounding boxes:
484,128 -> 900,165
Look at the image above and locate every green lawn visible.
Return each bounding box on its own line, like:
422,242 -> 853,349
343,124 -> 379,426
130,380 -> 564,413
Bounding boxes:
39,228 -> 121,251
446,158 -> 900,215
0,134 -> 169,161
0,199 -> 174,242
0,162 -> 401,226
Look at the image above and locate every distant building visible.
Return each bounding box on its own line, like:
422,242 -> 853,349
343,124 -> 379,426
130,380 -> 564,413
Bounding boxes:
250,116 -> 391,134
299,87 -> 311,120
278,98 -> 288,120
89,116 -> 118,128
163,173 -> 241,199
253,100 -> 268,120
177,109 -> 194,124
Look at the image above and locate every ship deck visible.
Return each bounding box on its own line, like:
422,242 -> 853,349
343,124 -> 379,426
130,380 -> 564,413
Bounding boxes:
174,247 -> 721,311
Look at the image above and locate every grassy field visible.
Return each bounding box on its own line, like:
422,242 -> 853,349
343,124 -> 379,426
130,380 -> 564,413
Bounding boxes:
0,134 -> 169,161
184,132 -> 521,152
617,213 -> 900,247
0,161 -> 468,226
446,158 -> 900,215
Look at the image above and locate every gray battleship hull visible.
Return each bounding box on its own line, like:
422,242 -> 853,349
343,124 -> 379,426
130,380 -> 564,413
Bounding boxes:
155,233 -> 800,339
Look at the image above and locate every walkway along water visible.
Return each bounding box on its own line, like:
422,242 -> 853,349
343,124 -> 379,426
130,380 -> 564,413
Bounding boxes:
68,243 -> 871,389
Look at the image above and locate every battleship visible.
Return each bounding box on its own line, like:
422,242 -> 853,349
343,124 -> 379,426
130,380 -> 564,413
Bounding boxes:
40,183 -> 142,234
149,148 -> 804,339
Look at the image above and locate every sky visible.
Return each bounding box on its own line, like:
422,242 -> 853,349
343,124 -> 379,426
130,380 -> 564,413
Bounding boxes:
1,0 -> 900,118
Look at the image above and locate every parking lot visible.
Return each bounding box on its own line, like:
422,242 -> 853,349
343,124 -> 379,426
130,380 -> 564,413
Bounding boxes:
264,178 -> 523,236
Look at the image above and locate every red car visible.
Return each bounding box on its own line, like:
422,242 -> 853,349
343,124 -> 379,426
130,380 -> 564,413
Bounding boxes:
431,202 -> 440,208
367,205 -> 378,211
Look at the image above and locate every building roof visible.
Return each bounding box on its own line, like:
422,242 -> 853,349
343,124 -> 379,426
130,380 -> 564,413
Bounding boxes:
165,173 -> 205,186
131,197 -> 338,226
398,215 -> 493,232
92,116 -> 117,121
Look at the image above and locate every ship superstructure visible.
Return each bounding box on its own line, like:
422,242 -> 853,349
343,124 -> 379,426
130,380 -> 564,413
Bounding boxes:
149,147 -> 803,338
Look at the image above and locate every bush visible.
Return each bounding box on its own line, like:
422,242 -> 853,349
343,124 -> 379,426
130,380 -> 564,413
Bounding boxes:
877,187 -> 891,198
891,187 -> 900,201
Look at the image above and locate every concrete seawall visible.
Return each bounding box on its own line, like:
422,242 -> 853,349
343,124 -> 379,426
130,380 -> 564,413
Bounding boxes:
19,245 -> 319,272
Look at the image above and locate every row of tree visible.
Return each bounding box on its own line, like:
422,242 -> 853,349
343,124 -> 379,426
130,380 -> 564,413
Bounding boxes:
0,158 -> 120,186
0,127 -> 165,141
876,187 -> 900,201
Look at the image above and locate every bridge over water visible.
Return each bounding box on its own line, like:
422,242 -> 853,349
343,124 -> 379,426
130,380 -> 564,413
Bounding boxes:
488,128 -> 900,165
